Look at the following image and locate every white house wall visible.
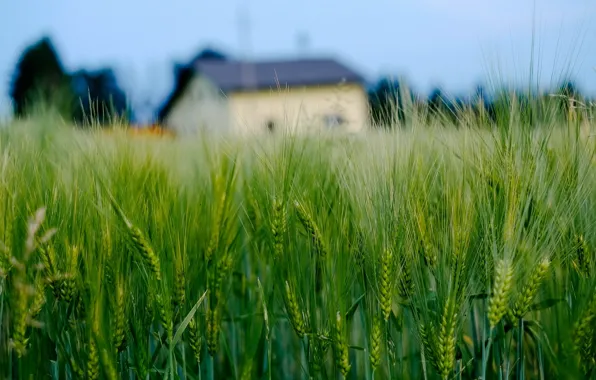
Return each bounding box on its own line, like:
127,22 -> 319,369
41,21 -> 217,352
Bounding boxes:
164,75 -> 229,134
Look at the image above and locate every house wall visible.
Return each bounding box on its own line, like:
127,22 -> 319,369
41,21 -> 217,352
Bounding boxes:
163,75 -> 229,134
227,83 -> 370,134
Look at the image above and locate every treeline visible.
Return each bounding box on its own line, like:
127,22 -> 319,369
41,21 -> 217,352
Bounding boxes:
7,36 -> 594,129
368,77 -> 595,129
8,36 -> 131,126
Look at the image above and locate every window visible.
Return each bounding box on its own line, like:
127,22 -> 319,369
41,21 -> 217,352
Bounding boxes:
265,120 -> 276,132
323,114 -> 346,128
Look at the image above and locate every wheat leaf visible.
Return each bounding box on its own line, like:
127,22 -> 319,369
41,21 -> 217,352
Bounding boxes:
172,290 -> 209,347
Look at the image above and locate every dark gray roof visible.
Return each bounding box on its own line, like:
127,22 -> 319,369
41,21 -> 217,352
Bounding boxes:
194,58 -> 365,92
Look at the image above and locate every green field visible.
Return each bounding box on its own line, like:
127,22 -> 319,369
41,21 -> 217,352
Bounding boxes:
1,111 -> 596,379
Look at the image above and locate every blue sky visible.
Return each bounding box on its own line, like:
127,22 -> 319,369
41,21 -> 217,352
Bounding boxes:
1,0 -> 595,120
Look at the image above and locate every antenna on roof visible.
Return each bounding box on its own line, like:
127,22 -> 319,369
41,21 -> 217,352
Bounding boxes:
236,1 -> 257,90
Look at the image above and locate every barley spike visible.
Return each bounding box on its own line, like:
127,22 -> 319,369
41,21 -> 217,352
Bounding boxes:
111,280 -> 126,352
128,225 -> 162,282
188,317 -> 202,364
333,311 -> 351,377
87,337 -> 99,380
271,197 -> 287,260
379,249 -> 393,322
283,280 -> 306,338
435,298 -> 457,380
207,306 -> 221,356
509,258 -> 550,324
488,258 -> 514,328
370,316 -> 382,370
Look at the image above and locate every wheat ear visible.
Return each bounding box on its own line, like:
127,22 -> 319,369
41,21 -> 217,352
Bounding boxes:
379,249 -> 393,322
294,200 -> 328,258
68,355 -> 85,378
488,258 -> 514,328
206,305 -> 221,356
435,298 -> 457,380
419,322 -> 437,370
107,192 -> 162,281
111,278 -> 126,352
398,252 -> 414,300
415,210 -> 437,268
39,243 -> 59,296
369,316 -> 382,370
10,279 -> 30,357
283,280 -> 306,338
128,225 -> 162,282
573,291 -> 596,374
60,245 -> 79,304
173,253 -> 186,312
28,275 -> 46,321
333,311 -> 351,377
508,258 -> 550,324
87,335 -> 99,380
271,197 -> 287,260
156,293 -> 173,341
188,317 -> 202,364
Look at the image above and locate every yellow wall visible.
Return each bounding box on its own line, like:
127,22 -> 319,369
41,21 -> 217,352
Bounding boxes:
227,83 -> 369,134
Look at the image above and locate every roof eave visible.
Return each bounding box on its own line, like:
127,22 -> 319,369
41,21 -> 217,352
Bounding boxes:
220,78 -> 366,94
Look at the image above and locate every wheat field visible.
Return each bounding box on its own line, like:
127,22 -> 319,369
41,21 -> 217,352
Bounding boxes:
0,112 -> 596,379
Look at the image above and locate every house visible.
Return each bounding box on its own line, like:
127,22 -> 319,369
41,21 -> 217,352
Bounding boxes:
157,56 -> 370,135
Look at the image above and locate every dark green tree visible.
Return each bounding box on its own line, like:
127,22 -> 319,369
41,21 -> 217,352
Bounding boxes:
428,87 -> 457,123
9,36 -> 74,118
368,77 -> 410,128
555,80 -> 582,122
471,84 -> 491,126
71,68 -> 131,125
190,47 -> 228,62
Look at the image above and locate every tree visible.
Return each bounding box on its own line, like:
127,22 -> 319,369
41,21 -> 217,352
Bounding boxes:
472,84 -> 491,126
428,88 -> 448,119
190,47 -> 228,63
9,36 -> 74,118
368,77 -> 410,128
555,80 -> 582,122
428,88 -> 461,125
71,67 -> 131,125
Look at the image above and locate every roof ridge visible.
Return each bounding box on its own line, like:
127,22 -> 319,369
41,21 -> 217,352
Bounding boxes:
195,56 -> 341,66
